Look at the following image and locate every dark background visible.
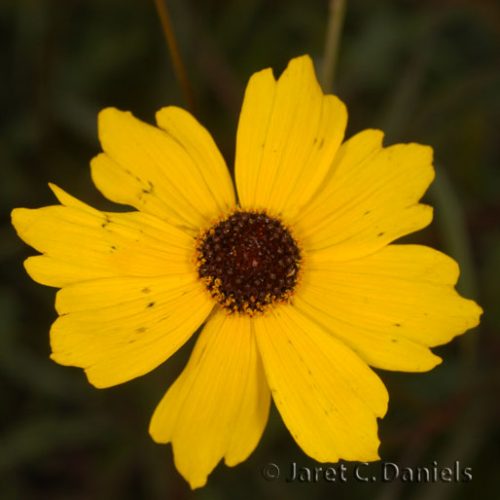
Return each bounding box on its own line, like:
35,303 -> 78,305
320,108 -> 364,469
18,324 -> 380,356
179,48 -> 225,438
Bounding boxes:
1,0 -> 499,499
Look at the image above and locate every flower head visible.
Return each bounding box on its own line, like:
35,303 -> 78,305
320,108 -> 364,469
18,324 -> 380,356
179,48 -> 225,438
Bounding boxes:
11,55 -> 482,488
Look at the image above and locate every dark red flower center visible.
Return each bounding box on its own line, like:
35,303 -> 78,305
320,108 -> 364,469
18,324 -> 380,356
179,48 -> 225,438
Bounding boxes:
196,211 -> 301,315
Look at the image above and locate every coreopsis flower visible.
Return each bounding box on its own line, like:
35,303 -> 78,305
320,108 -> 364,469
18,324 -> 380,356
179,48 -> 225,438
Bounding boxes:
11,55 -> 481,488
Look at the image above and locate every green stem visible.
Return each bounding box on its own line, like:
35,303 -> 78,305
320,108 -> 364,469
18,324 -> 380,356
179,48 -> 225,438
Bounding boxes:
153,0 -> 196,113
321,0 -> 347,92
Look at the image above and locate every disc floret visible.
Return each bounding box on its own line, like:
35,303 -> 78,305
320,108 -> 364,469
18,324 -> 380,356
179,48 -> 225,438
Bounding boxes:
196,211 -> 302,315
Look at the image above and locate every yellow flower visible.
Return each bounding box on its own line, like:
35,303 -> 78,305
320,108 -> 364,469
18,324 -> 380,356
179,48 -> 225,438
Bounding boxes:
11,55 -> 481,488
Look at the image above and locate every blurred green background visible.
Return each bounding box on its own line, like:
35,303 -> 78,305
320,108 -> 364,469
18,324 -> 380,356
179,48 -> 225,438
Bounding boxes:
1,0 -> 499,498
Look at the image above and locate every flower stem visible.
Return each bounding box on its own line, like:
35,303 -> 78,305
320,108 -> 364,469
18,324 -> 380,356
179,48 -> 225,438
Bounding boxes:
153,0 -> 196,113
321,0 -> 347,92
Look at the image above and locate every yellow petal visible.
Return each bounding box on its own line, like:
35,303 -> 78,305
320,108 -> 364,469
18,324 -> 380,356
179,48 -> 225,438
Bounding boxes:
11,189 -> 195,287
150,310 -> 270,489
254,305 -> 388,463
295,131 -> 434,259
296,245 -> 482,371
51,275 -> 213,387
49,182 -> 97,211
155,107 -> 235,220
91,108 -> 235,232
235,55 -> 347,219
23,255 -> 106,287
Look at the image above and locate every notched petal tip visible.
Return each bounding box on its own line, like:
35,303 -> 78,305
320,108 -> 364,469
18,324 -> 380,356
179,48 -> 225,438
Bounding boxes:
420,203 -> 434,224
83,369 -> 116,389
247,66 -> 276,90
47,182 -> 67,203
155,105 -> 189,123
410,143 -> 435,185
375,383 -> 389,420
98,106 -> 126,120
429,352 -> 443,370
277,54 -> 320,92
11,207 -> 32,236
465,298 -> 484,328
97,107 -> 133,140
50,350 -> 113,390
23,256 -> 43,283
476,301 -> 484,318
148,410 -> 170,444
245,56 -> 315,86
48,183 -> 96,212
285,54 -> 315,73
48,350 -> 74,369
325,92 -> 348,121
360,128 -> 385,145
434,354 -> 444,366
175,460 -> 209,490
